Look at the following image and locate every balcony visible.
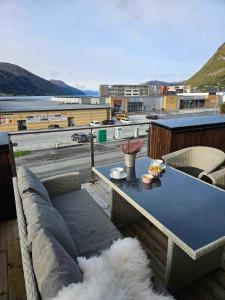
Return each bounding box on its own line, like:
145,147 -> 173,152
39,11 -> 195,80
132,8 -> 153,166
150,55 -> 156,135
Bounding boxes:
1,115 -> 225,299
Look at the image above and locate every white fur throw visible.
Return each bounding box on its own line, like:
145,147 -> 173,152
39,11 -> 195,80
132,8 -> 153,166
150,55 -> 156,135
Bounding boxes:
52,238 -> 173,300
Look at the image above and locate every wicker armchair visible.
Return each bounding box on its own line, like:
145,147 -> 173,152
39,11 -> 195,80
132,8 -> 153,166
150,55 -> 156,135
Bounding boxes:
205,168 -> 225,189
162,146 -> 225,179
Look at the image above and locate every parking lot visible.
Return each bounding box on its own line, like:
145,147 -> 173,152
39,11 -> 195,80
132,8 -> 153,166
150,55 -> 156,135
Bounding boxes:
11,115 -> 149,151
11,109 -> 217,151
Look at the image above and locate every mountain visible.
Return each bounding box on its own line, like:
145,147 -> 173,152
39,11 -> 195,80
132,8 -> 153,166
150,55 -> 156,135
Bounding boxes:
144,80 -> 185,86
0,62 -> 66,96
50,80 -> 85,95
0,63 -> 86,96
83,90 -> 99,96
186,43 -> 225,90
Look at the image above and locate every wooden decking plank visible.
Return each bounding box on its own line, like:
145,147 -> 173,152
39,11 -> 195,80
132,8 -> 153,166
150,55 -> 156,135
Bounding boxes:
0,222 -> 7,252
7,219 -> 26,300
199,276 -> 225,300
210,269 -> 225,290
0,252 -> 8,300
175,283 -> 216,300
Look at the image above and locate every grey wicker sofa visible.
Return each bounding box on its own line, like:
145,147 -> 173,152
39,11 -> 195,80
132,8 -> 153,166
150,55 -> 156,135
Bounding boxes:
13,166 -> 122,300
162,146 -> 225,179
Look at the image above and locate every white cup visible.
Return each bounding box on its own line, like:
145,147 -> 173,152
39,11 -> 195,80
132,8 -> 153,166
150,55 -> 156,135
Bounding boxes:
111,167 -> 124,178
154,159 -> 163,167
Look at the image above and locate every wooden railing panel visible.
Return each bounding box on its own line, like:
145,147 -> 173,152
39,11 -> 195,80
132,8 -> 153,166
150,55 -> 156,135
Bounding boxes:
0,133 -> 16,221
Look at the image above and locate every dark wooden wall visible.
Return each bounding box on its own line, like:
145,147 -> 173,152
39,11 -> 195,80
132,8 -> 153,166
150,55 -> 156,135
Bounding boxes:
149,125 -> 225,159
0,133 -> 16,221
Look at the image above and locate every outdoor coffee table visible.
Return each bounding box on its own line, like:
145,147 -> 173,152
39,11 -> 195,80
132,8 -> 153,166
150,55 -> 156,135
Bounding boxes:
93,157 -> 225,292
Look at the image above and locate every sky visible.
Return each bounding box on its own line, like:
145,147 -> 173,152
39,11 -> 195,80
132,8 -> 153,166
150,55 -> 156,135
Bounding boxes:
0,0 -> 225,91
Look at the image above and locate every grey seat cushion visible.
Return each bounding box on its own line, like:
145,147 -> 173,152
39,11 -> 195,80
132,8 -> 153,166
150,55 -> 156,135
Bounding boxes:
177,166 -> 203,178
32,228 -> 83,300
23,192 -> 77,259
17,165 -> 51,203
51,189 -> 122,258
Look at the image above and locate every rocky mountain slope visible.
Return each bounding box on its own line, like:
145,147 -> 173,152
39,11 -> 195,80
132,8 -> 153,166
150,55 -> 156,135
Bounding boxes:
186,43 -> 225,90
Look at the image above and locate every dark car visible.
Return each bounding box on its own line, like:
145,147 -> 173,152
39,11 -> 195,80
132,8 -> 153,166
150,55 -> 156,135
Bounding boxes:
71,133 -> 88,143
48,124 -> 60,129
101,119 -> 115,125
146,114 -> 159,120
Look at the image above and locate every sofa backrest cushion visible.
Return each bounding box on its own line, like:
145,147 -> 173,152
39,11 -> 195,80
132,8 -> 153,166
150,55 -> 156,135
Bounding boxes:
32,228 -> 83,300
17,165 -> 51,203
23,192 -> 78,259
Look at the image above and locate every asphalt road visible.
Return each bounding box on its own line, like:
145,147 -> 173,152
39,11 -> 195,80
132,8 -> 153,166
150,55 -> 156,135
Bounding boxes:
15,139 -> 148,182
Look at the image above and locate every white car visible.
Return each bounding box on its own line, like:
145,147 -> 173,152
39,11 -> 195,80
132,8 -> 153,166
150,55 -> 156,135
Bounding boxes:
120,119 -> 132,124
89,120 -> 100,127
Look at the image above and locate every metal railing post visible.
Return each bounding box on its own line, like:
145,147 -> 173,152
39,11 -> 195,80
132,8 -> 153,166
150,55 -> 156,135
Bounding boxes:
90,128 -> 97,184
147,123 -> 151,157
9,137 -> 17,177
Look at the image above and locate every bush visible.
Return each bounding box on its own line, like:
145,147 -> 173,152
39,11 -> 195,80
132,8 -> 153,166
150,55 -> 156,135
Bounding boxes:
14,150 -> 32,157
220,103 -> 225,114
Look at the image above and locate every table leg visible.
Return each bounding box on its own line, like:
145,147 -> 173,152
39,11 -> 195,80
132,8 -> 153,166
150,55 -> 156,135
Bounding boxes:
165,239 -> 224,293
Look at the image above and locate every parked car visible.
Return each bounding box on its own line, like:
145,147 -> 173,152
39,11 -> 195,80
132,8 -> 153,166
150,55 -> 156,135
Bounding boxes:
120,118 -> 132,124
48,124 -> 60,129
89,120 -> 100,127
71,133 -> 88,143
146,114 -> 159,120
101,119 -> 115,125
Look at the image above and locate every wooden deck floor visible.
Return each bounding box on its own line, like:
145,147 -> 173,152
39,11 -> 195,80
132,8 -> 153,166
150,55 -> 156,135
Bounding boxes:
0,219 -> 26,300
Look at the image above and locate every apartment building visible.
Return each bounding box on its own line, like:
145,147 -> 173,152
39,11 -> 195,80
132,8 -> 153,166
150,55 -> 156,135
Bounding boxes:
99,84 -> 159,97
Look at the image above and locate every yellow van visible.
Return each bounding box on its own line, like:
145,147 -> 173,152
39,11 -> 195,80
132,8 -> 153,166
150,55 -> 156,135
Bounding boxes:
115,113 -> 128,120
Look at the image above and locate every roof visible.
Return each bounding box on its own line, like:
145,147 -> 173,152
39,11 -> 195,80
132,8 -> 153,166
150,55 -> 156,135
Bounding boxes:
0,99 -> 110,113
152,115 -> 225,131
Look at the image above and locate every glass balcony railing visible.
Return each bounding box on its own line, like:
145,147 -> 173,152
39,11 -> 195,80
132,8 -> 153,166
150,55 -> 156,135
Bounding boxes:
9,122 -> 151,184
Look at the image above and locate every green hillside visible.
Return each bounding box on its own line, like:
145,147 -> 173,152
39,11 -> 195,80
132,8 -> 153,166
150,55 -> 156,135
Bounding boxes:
186,43 -> 225,90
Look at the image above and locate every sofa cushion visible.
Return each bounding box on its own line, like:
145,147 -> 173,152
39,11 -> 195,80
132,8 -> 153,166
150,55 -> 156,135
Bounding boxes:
23,192 -> 77,259
17,165 -> 51,203
51,189 -> 122,258
32,228 -> 83,300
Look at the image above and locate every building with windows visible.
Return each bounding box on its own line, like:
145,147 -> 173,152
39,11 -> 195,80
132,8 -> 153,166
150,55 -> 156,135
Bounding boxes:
160,85 -> 184,96
105,96 -> 163,113
161,93 -> 220,111
0,99 -> 111,131
99,84 -> 159,97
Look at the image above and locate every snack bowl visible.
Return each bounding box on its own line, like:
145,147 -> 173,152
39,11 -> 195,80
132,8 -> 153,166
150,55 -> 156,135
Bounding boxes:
148,164 -> 162,177
142,174 -> 153,184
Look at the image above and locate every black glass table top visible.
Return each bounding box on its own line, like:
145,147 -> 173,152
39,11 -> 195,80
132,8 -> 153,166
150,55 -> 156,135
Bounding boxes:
152,115 -> 225,131
94,157 -> 225,252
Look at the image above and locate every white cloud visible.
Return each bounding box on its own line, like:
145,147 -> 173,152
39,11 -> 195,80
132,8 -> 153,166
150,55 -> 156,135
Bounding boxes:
0,0 -> 224,90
